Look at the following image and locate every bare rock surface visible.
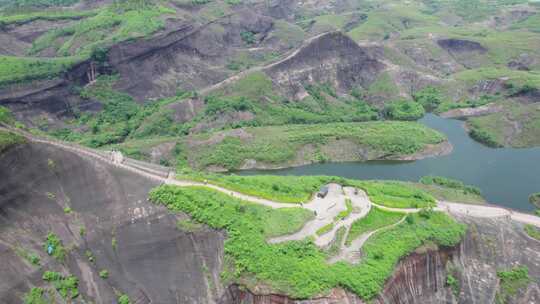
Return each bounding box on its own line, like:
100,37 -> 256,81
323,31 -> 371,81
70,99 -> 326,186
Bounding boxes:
0,142 -> 226,303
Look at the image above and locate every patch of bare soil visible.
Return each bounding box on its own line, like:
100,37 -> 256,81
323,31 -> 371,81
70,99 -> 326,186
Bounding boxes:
393,140 -> 453,161
439,103 -> 504,118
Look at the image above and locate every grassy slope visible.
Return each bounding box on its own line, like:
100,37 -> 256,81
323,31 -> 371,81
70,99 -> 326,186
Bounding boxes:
29,3 -> 174,57
345,207 -> 404,246
150,185 -> 466,300
0,2 -> 174,86
185,121 -> 445,170
0,56 -> 80,86
466,101 -> 540,148
0,9 -> 96,26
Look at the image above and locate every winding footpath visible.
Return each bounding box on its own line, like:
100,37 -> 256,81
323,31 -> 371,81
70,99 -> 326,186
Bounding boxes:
2,125 -> 540,262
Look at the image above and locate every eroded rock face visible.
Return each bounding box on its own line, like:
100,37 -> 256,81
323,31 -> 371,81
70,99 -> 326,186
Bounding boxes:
0,143 -> 226,303
108,9 -> 275,101
265,31 -> 385,99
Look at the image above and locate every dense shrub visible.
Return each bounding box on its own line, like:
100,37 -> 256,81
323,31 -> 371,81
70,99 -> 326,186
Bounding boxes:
413,86 -> 444,111
496,266 -> 530,303
42,271 -> 79,299
384,100 -> 425,121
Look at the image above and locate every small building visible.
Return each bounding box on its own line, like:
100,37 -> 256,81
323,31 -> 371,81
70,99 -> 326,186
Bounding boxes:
317,185 -> 329,198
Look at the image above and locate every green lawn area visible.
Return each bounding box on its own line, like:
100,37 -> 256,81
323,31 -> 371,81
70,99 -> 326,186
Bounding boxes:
184,121 -> 445,170
0,130 -> 25,153
345,207 -> 404,246
150,185 -> 466,300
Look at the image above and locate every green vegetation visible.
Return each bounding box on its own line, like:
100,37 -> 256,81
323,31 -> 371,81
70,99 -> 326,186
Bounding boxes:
85,250 -> 94,263
240,31 -> 255,45
0,130 -> 25,153
99,269 -> 109,279
1,0 -> 80,10
530,192 -> 540,207
0,105 -> 14,124
185,121 -> 445,170
180,173 -> 437,208
347,4 -> 439,41
29,1 -> 174,57
409,178 -> 485,205
335,199 -> 353,221
117,294 -> 131,304
43,232 -> 65,262
365,72 -> 400,97
455,68 -> 540,89
211,77 -> 379,127
325,226 -> 346,257
435,95 -> 495,114
446,273 -> 460,296
345,207 -> 404,246
51,76 -> 185,148
0,56 -> 78,86
524,224 -> 540,241
463,99 -> 540,148
23,287 -> 47,304
467,118 -> 504,148
0,9 -> 95,26
495,266 -> 531,304
150,185 -> 466,300
413,86 -> 445,111
316,222 -> 334,236
42,271 -> 79,299
63,206 -> 72,214
420,176 -> 481,196
176,218 -> 204,232
180,174 -> 329,203
384,100 -> 425,121
511,13 -> 540,33
354,180 -> 436,208
16,248 -> 41,266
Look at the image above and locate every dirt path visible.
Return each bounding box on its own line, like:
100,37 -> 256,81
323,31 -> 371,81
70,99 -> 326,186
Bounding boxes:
198,31 -> 332,95
268,185 -> 371,247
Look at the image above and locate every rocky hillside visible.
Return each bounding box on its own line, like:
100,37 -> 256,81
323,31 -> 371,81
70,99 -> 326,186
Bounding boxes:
0,140 -> 226,303
0,0 -> 539,153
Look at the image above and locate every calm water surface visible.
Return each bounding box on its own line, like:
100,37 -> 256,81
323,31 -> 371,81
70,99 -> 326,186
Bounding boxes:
240,114 -> 540,211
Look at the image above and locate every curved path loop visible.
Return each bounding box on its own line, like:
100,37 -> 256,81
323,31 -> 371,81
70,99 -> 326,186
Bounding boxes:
268,185 -> 371,247
2,125 -> 540,263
